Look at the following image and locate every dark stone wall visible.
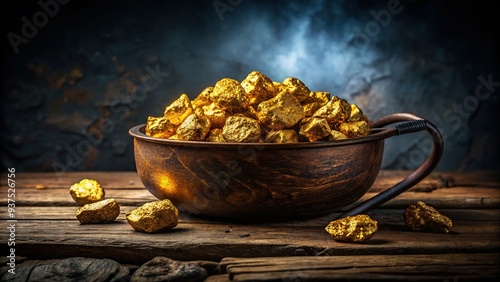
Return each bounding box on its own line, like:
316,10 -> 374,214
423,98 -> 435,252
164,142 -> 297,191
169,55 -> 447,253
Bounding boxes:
2,0 -> 499,173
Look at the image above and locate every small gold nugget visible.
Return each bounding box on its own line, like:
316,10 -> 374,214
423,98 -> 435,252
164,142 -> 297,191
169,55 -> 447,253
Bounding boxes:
329,130 -> 347,141
309,91 -> 330,104
265,129 -> 299,143
163,94 -> 193,125
299,117 -> 332,142
210,78 -> 249,111
281,77 -> 310,102
126,199 -> 179,233
241,71 -> 276,106
404,201 -> 452,233
202,103 -> 229,129
69,179 -> 105,206
257,92 -> 304,130
325,214 -> 378,242
222,116 -> 261,143
313,96 -> 351,128
145,116 -> 176,139
206,128 -> 226,142
349,104 -> 368,122
192,87 -> 213,109
76,198 -> 120,224
302,92 -> 330,117
176,113 -> 211,141
339,120 -> 371,138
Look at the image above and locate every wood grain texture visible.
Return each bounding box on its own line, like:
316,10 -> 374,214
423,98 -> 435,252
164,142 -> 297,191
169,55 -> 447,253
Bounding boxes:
0,171 -> 499,281
2,215 -> 499,264
1,171 -> 498,208
220,254 -> 500,281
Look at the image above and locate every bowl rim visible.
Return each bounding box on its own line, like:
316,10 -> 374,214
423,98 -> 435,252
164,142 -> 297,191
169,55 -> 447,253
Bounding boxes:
129,124 -> 396,149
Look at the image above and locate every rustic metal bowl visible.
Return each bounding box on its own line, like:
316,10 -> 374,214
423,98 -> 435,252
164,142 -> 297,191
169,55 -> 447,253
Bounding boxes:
129,113 -> 443,219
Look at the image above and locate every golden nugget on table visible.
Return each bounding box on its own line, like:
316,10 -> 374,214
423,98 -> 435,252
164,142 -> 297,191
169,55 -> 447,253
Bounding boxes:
69,179 -> 106,206
325,214 -> 378,243
404,201 -> 452,233
145,71 -> 371,143
126,199 -> 178,233
76,198 -> 120,224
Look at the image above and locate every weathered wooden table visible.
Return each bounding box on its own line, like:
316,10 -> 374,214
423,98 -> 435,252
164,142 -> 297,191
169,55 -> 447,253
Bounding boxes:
1,171 -> 499,281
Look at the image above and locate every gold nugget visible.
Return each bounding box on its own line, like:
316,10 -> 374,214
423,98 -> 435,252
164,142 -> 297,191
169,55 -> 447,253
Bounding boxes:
210,78 -> 249,111
299,117 -> 332,142
325,214 -> 378,242
339,120 -> 371,138
302,101 -> 324,117
192,87 -> 213,109
281,77 -> 310,102
404,201 -> 452,233
241,71 -> 276,106
257,92 -> 304,130
309,91 -> 330,104
329,130 -> 347,141
349,103 -> 368,122
126,199 -> 179,233
222,116 -> 261,143
69,179 -> 105,206
302,92 -> 330,117
163,94 -> 193,125
176,114 -> 211,141
145,116 -> 176,139
202,103 -> 229,129
264,129 -> 298,143
206,128 -> 226,142
313,96 -> 351,127
76,198 -> 120,224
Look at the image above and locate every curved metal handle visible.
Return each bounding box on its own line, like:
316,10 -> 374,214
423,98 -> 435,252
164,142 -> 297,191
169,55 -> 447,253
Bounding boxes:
337,113 -> 444,218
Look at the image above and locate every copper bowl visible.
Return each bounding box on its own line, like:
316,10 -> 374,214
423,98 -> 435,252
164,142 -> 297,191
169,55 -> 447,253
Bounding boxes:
129,113 -> 443,219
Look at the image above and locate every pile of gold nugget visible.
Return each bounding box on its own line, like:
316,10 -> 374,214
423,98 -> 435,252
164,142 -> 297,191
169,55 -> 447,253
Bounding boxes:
145,71 -> 370,143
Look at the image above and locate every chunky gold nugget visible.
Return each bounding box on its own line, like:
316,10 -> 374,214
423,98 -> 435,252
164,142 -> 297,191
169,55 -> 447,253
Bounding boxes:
76,198 -> 120,224
69,179 -> 105,206
126,199 -> 179,233
145,71 -> 371,143
325,214 -> 378,242
404,201 -> 452,233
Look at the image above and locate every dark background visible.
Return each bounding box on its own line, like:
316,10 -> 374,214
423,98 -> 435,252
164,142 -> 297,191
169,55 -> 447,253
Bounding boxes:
1,0 -> 499,173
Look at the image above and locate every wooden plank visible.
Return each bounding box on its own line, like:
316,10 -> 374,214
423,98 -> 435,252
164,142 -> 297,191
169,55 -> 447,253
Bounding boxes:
1,171 -> 498,191
204,274 -> 231,282
440,171 -> 500,188
227,266 -> 499,281
2,206 -> 499,223
1,218 -> 498,264
2,185 -> 498,208
1,173 -> 499,208
221,254 -> 500,281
